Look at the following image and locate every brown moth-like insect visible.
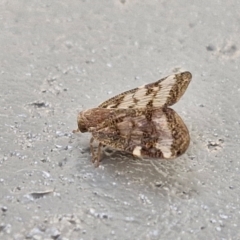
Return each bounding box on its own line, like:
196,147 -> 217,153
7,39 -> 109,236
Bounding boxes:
74,71 -> 192,167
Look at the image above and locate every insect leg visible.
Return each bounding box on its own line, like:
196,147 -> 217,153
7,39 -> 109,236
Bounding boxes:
90,137 -> 96,163
90,137 -> 103,167
94,142 -> 103,167
72,128 -> 80,133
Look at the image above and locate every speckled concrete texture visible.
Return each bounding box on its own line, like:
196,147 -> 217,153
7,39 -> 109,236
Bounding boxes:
1,1 -> 240,239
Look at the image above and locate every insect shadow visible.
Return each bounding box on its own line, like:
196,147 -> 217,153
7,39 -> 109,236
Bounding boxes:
96,148 -> 197,198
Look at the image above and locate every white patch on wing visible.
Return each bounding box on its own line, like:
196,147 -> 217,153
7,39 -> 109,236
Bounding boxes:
153,112 -> 173,158
155,144 -> 172,158
133,146 -> 142,157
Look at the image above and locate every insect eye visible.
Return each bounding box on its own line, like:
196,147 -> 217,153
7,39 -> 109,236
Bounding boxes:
79,124 -> 88,133
176,150 -> 182,156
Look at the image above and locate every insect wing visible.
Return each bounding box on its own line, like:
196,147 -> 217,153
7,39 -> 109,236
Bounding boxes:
98,72 -> 192,109
91,108 -> 190,159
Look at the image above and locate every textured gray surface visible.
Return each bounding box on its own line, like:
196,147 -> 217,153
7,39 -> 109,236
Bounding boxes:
0,1 -> 240,239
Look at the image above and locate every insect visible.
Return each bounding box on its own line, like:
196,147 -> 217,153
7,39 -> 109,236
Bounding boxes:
74,71 -> 192,167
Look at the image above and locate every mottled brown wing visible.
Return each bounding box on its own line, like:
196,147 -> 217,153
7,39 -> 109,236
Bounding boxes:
91,108 -> 190,159
98,72 -> 192,109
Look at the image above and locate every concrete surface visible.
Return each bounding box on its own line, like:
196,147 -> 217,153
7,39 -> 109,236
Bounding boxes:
0,1 -> 240,239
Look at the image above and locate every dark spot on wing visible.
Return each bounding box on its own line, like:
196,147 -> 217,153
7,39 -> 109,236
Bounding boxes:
133,97 -> 139,104
146,100 -> 153,108
146,88 -> 154,95
109,95 -> 126,108
145,108 -> 153,121
128,105 -> 135,108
